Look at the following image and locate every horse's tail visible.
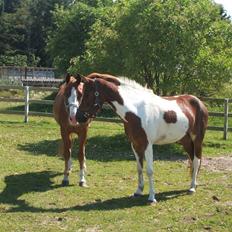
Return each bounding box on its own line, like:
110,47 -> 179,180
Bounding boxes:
58,133 -> 74,158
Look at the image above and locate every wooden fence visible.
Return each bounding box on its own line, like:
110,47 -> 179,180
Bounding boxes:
0,85 -> 120,124
201,97 -> 232,140
0,85 -> 231,140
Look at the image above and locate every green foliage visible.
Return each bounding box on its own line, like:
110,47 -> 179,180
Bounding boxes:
28,0 -> 73,66
0,54 -> 27,66
1,0 -> 232,97
0,0 -> 72,67
73,0 -> 232,96
47,2 -> 100,73
0,1 -> 30,60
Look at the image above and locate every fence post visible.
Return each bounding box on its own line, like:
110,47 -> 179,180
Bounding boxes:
223,98 -> 229,140
24,86 -> 29,123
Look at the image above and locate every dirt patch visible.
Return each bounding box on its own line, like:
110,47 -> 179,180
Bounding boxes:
202,156 -> 232,172
183,156 -> 232,172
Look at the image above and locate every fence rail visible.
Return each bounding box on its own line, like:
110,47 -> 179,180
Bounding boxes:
0,85 -> 231,139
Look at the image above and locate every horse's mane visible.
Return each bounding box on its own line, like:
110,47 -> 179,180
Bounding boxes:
118,77 -> 154,94
87,72 -> 153,94
87,73 -> 120,85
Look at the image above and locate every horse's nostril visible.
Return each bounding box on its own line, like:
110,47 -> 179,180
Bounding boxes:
76,109 -> 88,123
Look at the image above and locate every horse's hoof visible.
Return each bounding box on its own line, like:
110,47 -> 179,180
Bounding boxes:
147,199 -> 157,205
133,193 -> 143,198
188,188 -> 196,194
62,180 -> 69,186
79,181 -> 88,187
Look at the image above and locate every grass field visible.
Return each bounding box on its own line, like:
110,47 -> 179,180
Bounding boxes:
0,114 -> 231,232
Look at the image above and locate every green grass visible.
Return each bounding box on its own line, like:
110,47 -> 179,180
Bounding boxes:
0,114 -> 231,232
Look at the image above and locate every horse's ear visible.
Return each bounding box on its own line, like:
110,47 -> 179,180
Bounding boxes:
74,73 -> 83,84
65,73 -> 71,83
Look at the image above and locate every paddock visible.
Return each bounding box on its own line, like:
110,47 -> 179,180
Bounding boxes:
0,113 -> 231,231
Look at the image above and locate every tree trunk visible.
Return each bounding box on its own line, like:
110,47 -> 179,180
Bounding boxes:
154,72 -> 160,95
142,64 -> 154,90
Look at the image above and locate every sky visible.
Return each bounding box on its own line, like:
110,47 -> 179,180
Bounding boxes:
214,0 -> 232,17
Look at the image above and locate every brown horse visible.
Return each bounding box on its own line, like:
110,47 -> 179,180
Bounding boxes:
53,74 -> 90,186
74,73 -> 208,203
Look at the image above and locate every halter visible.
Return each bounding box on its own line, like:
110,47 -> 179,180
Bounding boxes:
76,79 -> 102,122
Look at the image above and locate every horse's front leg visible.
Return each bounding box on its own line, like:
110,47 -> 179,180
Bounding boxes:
131,143 -> 144,196
145,144 -> 156,203
77,126 -> 88,187
61,129 -> 72,186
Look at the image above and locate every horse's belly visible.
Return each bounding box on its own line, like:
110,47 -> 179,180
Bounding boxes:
154,133 -> 184,145
153,121 -> 188,145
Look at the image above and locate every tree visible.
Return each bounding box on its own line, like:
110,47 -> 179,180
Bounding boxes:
47,2 -> 99,73
0,0 -> 34,66
73,0 -> 232,96
28,0 -> 73,66
2,0 -> 21,13
0,0 -> 73,66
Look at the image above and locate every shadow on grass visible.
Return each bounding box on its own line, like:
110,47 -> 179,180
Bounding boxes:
0,171 -> 189,213
0,171 -> 62,213
4,103 -> 53,114
3,102 -> 117,118
68,190 -> 189,212
0,120 -> 24,125
17,133 -> 187,162
18,139 -> 60,157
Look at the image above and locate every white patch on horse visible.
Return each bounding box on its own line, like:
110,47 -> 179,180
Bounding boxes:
68,87 -> 79,117
112,79 -> 189,145
68,158 -> 72,171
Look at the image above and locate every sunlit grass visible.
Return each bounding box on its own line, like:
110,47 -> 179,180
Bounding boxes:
0,114 -> 231,231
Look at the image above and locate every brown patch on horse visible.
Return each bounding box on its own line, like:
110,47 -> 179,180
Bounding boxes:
124,112 -> 148,167
86,77 -> 124,106
99,79 -> 124,105
163,110 -> 177,123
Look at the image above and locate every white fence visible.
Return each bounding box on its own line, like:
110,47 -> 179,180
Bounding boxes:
0,85 -> 119,124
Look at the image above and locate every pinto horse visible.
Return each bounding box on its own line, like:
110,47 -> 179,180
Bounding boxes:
75,73 -> 208,203
53,74 -> 90,187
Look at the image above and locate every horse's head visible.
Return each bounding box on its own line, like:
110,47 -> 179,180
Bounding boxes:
63,73 -> 83,125
76,76 -> 103,123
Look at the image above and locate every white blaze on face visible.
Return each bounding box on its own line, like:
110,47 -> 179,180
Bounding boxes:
68,87 -> 79,124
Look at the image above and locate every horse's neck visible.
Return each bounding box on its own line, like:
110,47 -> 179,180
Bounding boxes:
109,84 -> 155,120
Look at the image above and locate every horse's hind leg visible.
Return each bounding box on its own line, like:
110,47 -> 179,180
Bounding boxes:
77,126 -> 88,187
61,128 -> 72,186
180,133 -> 203,193
189,138 -> 203,193
180,134 -> 196,192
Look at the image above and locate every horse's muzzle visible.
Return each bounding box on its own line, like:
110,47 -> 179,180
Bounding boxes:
76,109 -> 89,123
